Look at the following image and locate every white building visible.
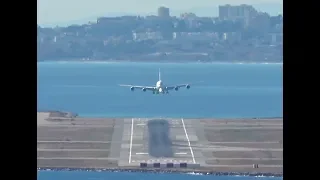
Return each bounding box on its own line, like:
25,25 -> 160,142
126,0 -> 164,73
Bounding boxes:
132,32 -> 163,41
173,32 -> 219,41
222,32 -> 242,43
265,33 -> 283,45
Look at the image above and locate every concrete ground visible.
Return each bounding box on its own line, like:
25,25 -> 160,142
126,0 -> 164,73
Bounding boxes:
37,112 -> 283,173
37,112 -> 121,168
193,119 -> 283,173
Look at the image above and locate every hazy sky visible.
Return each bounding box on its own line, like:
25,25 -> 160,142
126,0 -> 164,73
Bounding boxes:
38,0 -> 282,25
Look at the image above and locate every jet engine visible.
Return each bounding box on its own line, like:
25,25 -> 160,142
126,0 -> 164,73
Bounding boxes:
174,87 -> 179,91
186,84 -> 190,89
130,87 -> 134,91
142,88 -> 146,92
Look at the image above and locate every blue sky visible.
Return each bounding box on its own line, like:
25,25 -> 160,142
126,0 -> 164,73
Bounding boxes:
37,0 -> 283,26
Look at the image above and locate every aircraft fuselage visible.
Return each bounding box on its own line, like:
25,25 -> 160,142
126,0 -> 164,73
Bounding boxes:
154,80 -> 169,94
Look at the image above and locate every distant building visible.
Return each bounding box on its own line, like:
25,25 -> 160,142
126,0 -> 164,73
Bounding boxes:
273,23 -> 283,33
96,16 -> 138,24
219,4 -> 258,22
219,5 -> 229,20
265,33 -> 283,45
222,32 -> 242,43
132,32 -> 163,41
249,12 -> 271,33
173,32 -> 219,42
158,6 -> 170,18
180,12 -> 197,19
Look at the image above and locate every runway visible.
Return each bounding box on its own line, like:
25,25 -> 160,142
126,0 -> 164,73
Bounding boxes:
37,112 -> 283,173
118,118 -> 200,166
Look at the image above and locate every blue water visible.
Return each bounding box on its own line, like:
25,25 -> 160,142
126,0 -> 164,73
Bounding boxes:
37,62 -> 283,180
38,171 -> 282,180
37,62 -> 282,118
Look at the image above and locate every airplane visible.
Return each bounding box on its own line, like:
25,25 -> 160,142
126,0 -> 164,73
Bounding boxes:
119,69 -> 192,94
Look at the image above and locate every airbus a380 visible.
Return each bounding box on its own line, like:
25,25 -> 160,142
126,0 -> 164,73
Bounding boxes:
119,69 -> 191,94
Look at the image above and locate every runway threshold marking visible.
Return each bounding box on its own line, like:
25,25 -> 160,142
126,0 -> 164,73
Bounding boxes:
175,152 -> 187,155
129,118 -> 135,163
181,118 -> 196,163
136,123 -> 146,126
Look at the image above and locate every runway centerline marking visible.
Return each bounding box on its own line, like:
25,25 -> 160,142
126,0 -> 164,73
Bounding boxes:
129,118 -> 134,163
136,152 -> 148,155
181,118 -> 196,163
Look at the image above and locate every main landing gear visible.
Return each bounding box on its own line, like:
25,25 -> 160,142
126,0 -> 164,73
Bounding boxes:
152,91 -> 169,94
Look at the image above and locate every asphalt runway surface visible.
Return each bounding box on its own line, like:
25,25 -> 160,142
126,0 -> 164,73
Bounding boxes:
147,119 -> 173,158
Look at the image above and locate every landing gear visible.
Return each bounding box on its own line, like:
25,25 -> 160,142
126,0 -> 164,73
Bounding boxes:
152,91 -> 168,95
152,91 -> 159,95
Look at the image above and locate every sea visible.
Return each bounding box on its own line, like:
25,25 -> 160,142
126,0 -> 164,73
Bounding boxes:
37,61 -> 283,180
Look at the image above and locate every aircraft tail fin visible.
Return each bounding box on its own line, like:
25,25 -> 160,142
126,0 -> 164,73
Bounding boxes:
158,68 -> 161,81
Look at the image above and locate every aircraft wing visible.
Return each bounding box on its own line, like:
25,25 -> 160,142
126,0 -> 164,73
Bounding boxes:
119,84 -> 156,91
166,81 -> 203,90
166,84 -> 190,90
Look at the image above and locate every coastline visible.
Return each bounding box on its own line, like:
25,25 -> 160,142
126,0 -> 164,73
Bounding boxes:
37,110 -> 282,119
37,60 -> 283,65
37,167 -> 283,177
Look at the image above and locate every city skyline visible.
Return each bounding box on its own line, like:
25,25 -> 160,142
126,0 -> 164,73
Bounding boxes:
38,0 -> 282,27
